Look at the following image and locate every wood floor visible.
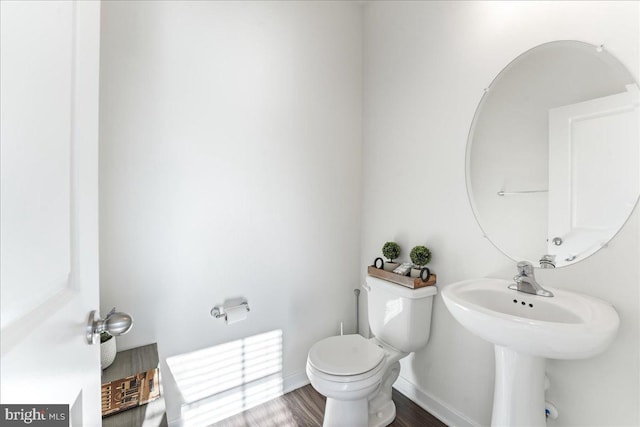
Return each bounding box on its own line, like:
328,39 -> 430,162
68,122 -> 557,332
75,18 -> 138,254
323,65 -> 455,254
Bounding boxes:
212,384 -> 447,427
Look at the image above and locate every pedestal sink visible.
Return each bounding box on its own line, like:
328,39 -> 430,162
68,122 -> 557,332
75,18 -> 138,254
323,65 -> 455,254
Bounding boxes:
441,278 -> 619,427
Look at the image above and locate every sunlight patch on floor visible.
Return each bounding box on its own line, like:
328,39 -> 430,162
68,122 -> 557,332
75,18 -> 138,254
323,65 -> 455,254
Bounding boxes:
166,329 -> 284,427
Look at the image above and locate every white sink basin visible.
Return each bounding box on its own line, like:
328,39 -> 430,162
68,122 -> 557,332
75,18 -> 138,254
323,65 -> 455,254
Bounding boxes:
441,278 -> 619,359
442,278 -> 620,427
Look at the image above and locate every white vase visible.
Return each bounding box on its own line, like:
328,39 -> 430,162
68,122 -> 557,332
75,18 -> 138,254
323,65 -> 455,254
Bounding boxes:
382,262 -> 399,272
101,337 -> 117,370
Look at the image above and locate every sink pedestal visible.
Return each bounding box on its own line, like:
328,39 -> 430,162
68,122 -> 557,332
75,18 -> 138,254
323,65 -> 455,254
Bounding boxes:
492,346 -> 546,427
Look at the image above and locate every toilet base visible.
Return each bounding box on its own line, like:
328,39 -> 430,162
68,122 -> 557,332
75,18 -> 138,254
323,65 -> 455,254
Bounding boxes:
367,399 -> 396,427
323,397 -> 368,427
367,359 -> 401,427
322,397 -> 396,427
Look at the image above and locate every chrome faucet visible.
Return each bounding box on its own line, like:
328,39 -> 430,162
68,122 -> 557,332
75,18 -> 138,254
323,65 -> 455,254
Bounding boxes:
508,261 -> 554,297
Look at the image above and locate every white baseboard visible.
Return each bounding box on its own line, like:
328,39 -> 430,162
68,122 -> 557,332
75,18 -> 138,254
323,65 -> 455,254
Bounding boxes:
393,375 -> 480,427
283,370 -> 310,393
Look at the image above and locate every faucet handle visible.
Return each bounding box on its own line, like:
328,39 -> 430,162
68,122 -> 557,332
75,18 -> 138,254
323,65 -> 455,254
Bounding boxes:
516,261 -> 534,275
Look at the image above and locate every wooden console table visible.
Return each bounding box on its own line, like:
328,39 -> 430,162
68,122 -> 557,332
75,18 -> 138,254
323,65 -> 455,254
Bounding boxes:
102,343 -> 168,427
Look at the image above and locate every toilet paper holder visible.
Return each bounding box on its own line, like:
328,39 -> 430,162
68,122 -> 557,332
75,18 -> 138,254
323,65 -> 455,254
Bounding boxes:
210,298 -> 250,320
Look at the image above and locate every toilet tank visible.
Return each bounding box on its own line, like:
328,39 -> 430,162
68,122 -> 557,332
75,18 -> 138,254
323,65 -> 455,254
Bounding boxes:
364,276 -> 437,353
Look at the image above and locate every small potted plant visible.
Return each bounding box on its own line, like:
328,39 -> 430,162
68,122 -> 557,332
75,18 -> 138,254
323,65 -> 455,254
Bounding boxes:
101,331 -> 117,370
382,242 -> 401,272
410,245 -> 432,278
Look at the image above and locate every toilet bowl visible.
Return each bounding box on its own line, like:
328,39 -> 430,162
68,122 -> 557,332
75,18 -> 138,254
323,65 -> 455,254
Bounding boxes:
306,277 -> 437,427
307,335 -> 385,399
307,335 -> 395,427
307,334 -> 406,427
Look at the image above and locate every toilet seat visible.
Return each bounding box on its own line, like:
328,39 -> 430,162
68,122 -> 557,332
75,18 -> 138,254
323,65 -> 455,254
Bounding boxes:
308,334 -> 385,377
307,357 -> 385,384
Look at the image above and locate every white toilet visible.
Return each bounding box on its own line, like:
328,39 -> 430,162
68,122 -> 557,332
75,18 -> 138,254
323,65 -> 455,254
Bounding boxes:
306,276 -> 437,427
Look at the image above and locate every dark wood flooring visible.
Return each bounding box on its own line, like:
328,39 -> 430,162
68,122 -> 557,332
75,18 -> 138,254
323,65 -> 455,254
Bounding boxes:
213,384 -> 447,427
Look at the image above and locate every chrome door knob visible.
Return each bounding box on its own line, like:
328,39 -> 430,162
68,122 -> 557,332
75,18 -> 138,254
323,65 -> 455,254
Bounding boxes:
104,312 -> 133,336
86,308 -> 133,345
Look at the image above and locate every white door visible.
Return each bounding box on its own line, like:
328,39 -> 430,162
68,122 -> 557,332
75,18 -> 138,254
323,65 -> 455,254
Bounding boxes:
548,84 -> 640,261
1,1 -> 101,425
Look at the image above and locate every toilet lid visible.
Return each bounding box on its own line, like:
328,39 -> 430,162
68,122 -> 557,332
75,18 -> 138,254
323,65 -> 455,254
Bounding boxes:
308,335 -> 385,376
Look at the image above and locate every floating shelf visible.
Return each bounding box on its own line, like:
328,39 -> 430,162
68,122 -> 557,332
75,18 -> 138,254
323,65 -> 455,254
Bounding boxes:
367,266 -> 437,289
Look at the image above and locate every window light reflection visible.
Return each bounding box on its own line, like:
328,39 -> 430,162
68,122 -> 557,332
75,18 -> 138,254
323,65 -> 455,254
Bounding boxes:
383,298 -> 403,325
166,329 -> 284,426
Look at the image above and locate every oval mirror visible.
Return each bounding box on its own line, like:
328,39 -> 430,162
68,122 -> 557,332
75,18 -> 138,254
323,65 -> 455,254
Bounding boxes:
467,41 -> 639,268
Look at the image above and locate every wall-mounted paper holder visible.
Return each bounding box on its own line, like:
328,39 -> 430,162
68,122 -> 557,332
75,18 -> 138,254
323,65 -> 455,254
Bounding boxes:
210,298 -> 250,320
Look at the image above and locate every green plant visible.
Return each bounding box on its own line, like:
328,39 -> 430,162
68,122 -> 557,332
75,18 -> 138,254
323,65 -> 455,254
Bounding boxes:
100,331 -> 113,344
382,242 -> 401,262
410,245 -> 432,267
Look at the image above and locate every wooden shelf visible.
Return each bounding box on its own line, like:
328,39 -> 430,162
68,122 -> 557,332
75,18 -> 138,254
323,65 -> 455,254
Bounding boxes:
367,266 -> 437,289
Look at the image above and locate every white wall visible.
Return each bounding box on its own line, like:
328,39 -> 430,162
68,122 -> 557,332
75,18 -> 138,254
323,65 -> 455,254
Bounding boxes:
100,1 -> 640,426
99,1 -> 362,423
362,1 -> 639,426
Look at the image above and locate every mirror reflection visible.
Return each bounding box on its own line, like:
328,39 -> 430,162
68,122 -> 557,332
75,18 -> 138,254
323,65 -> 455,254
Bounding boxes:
467,41 -> 639,268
